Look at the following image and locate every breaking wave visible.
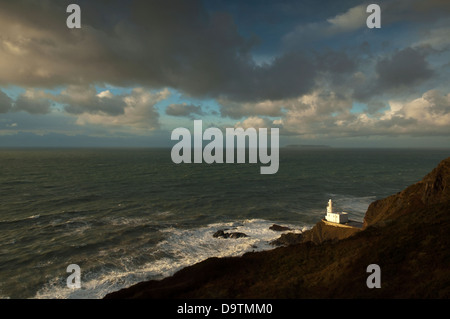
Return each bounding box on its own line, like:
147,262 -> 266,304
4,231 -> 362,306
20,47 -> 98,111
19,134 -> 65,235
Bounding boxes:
34,219 -> 307,299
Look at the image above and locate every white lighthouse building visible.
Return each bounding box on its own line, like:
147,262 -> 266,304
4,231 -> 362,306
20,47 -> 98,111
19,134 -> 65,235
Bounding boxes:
325,199 -> 348,224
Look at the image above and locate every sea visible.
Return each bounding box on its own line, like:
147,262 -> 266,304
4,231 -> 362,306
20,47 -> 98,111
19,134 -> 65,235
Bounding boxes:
0,148 -> 448,299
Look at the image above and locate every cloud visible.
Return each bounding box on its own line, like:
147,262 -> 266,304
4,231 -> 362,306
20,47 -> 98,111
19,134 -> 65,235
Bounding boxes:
0,1 -> 244,91
14,89 -> 53,114
353,47 -> 435,101
326,4 -> 367,33
218,97 -> 288,119
0,111 -> 78,136
0,0 -> 449,147
315,49 -> 358,88
414,25 -> 450,51
381,0 -> 450,25
219,51 -> 317,102
59,85 -> 128,116
382,89 -> 450,134
280,90 -> 354,136
0,1 -> 115,87
0,90 -> 13,113
376,47 -> 434,90
2,85 -> 171,133
422,89 -> 450,116
165,103 -> 204,117
1,0 -> 438,110
277,88 -> 450,138
49,85 -> 170,132
74,88 -> 169,132
0,0 -> 319,103
283,0 -> 450,52
282,4 -> 367,48
234,116 -> 272,130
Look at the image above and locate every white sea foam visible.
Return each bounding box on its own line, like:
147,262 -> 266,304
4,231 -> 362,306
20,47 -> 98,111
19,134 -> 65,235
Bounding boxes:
34,219 -> 307,299
158,219 -> 306,260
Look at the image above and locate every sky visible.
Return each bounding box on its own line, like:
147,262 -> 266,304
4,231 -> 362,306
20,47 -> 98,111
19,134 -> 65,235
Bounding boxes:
0,0 -> 449,148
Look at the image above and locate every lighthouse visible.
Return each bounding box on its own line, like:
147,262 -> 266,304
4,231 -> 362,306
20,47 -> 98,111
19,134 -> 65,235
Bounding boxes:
325,199 -> 348,224
327,199 -> 333,214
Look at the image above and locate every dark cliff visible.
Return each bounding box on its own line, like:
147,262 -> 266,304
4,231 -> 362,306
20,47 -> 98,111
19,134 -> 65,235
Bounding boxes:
105,157 -> 450,299
363,157 -> 450,228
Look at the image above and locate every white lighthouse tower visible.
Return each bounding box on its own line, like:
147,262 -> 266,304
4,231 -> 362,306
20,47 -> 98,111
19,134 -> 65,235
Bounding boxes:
327,199 -> 333,214
325,199 -> 348,224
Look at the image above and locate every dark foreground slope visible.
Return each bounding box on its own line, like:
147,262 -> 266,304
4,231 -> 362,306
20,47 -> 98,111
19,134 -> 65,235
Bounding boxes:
105,157 -> 450,299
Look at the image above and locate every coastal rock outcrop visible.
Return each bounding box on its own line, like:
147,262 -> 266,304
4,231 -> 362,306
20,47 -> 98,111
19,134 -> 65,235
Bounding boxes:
270,232 -> 303,246
364,157 -> 450,228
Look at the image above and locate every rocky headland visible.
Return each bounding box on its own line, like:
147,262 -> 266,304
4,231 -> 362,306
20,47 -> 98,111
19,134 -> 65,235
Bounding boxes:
105,157 -> 450,299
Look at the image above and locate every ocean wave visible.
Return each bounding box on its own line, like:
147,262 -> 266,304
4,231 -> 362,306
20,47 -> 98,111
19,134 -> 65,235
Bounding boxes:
34,218 -> 307,299
159,218 -> 305,257
0,210 -> 88,226
0,214 -> 40,225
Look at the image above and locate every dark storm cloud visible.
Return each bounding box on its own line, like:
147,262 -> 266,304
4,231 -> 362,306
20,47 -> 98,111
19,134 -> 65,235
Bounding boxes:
14,91 -> 52,114
353,47 -> 435,101
0,90 -> 13,113
220,51 -> 317,102
0,0 -> 318,103
118,0 -> 318,102
376,47 -> 434,90
316,50 -> 357,74
0,0 -> 449,147
315,49 -> 358,87
381,0 -> 450,25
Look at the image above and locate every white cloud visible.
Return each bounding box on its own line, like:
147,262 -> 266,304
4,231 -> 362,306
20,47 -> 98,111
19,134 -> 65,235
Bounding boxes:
248,88 -> 450,138
234,116 -> 271,130
97,90 -> 114,99
326,5 -> 367,33
385,90 -> 450,130
283,4 -> 367,47
219,97 -> 294,119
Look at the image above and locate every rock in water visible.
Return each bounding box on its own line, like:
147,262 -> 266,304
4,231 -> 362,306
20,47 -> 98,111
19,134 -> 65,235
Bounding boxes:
269,224 -> 292,231
213,229 -> 248,239
213,230 -> 227,238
